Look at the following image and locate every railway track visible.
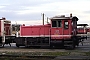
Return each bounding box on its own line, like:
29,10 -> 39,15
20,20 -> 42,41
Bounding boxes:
0,55 -> 90,60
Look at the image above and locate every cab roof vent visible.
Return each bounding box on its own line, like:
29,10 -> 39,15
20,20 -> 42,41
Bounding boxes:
60,15 -> 65,17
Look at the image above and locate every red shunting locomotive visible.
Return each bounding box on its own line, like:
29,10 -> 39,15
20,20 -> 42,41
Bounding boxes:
14,14 -> 88,49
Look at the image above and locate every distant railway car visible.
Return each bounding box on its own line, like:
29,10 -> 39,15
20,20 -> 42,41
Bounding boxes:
77,24 -> 88,40
77,24 -> 88,34
15,14 -> 88,49
87,28 -> 90,32
0,17 -> 15,47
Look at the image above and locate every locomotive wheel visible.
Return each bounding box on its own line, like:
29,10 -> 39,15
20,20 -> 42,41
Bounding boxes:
65,44 -> 75,50
50,44 -> 55,49
16,44 -> 19,47
69,44 -> 75,50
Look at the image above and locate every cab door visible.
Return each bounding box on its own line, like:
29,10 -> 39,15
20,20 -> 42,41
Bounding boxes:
63,20 -> 71,37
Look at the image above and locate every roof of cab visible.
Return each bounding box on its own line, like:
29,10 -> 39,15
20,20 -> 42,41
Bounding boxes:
50,15 -> 72,20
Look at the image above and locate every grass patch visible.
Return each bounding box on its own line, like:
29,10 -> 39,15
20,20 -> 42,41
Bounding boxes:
85,51 -> 90,56
43,52 -> 70,56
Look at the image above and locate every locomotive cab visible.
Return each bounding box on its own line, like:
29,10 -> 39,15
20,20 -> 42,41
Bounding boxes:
50,15 -> 79,49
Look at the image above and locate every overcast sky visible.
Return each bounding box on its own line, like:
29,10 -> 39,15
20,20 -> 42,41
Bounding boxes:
0,0 -> 90,25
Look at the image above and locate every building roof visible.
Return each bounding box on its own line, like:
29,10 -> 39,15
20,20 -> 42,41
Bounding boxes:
77,24 -> 88,26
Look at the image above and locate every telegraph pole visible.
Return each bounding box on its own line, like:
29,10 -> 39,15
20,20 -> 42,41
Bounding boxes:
42,13 -> 44,25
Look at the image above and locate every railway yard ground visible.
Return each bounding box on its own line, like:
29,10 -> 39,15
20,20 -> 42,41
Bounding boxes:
0,35 -> 90,60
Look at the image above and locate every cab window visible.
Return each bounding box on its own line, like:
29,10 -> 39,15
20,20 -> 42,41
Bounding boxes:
52,20 -> 62,27
58,20 -> 62,27
64,21 -> 69,29
52,20 -> 57,27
